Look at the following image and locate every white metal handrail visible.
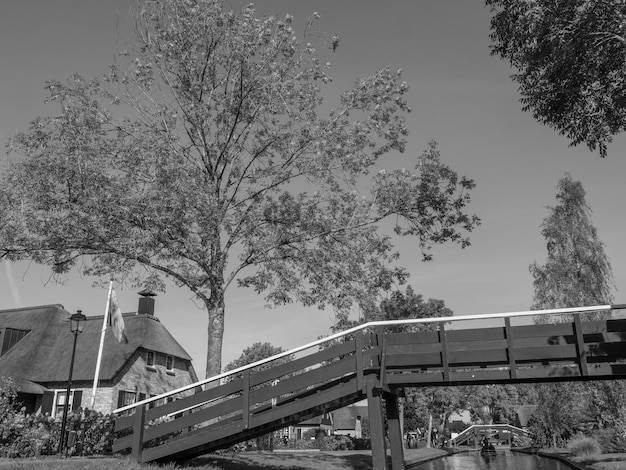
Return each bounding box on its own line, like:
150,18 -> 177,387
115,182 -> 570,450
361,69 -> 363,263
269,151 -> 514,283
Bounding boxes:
114,304 -> 618,414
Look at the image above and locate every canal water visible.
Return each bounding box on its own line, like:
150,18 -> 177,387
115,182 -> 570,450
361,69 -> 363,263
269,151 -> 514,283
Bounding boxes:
412,449 -> 573,469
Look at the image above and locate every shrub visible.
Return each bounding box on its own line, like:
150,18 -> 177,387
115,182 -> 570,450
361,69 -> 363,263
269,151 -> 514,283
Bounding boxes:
567,435 -> 602,458
320,434 -> 354,451
352,437 -> 371,450
593,427 -> 626,454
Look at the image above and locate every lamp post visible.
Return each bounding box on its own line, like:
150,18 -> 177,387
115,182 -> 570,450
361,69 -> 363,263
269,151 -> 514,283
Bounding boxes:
58,310 -> 86,456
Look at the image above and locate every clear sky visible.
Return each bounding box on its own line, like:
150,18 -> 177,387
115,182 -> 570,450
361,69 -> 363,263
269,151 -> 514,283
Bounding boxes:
1,1 -> 625,378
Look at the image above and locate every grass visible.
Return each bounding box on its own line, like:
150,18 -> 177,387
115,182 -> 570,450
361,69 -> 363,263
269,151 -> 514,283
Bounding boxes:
0,452 -> 375,470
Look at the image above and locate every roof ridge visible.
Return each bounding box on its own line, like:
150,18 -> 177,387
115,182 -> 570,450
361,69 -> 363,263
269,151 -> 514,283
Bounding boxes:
0,304 -> 65,313
87,312 -> 160,320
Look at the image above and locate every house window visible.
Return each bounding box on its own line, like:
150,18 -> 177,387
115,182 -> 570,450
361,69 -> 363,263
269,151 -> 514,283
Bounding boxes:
146,350 -> 155,367
43,390 -> 82,419
166,355 -> 174,371
117,390 -> 146,414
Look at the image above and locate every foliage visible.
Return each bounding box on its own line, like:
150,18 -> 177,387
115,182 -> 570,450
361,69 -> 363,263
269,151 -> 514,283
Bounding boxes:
1,1 -> 479,380
224,342 -> 295,385
0,408 -> 115,458
592,427 -> 626,454
465,384 -> 520,425
0,379 -> 114,458
331,285 -> 453,335
320,434 -> 355,451
567,434 -> 602,457
0,377 -> 18,423
527,383 -> 591,449
530,174 -> 614,323
487,0 -> 626,157
407,386 -> 466,436
526,174 -> 620,450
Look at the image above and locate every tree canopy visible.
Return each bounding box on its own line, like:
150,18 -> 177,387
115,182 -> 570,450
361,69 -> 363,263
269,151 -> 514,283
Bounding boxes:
331,285 -> 453,335
527,173 -> 621,451
487,0 -> 626,157
530,173 -> 614,322
0,0 -> 479,378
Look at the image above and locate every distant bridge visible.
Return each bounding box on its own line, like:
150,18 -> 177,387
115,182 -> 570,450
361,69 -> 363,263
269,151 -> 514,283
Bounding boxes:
113,304 -> 626,469
450,424 -> 531,447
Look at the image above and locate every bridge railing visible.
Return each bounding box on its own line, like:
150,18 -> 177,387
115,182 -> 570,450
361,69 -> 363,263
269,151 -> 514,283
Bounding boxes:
449,424 -> 532,446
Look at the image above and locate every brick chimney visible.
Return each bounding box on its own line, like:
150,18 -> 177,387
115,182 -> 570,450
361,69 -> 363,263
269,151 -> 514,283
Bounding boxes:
137,289 -> 156,316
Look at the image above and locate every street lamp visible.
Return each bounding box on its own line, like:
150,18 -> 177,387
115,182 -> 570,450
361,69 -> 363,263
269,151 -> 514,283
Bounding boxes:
58,310 -> 86,456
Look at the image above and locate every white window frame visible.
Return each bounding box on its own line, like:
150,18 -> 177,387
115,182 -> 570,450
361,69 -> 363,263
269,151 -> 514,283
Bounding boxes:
52,390 -> 78,419
146,350 -> 155,367
166,355 -> 174,371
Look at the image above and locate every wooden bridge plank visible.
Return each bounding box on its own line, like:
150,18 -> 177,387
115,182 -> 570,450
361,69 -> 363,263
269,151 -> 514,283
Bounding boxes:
448,348 -> 509,365
515,344 -> 578,362
510,322 -> 574,338
384,331 -> 439,346
582,319 -> 626,334
144,379 -> 242,422
516,365 -> 581,380
446,327 -> 506,342
386,342 -> 441,355
385,352 -> 443,368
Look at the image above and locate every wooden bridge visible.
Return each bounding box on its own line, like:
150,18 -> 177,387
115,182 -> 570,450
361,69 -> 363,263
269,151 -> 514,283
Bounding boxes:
113,304 -> 626,469
449,424 -> 531,447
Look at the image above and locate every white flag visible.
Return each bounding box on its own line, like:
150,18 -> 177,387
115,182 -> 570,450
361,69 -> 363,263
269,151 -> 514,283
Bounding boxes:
108,289 -> 128,343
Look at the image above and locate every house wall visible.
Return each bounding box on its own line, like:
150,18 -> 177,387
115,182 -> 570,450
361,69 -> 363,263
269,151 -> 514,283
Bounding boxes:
111,349 -> 197,412
39,350 -> 197,415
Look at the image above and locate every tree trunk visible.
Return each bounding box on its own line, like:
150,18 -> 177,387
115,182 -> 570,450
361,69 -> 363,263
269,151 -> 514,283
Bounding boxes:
205,287 -> 225,379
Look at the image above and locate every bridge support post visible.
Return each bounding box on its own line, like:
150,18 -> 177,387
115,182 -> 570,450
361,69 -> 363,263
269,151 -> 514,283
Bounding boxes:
366,378 -> 388,470
385,392 -> 405,470
131,403 -> 146,463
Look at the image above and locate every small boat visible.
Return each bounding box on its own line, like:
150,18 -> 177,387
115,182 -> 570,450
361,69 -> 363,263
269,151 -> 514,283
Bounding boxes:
480,446 -> 497,456
480,438 -> 497,456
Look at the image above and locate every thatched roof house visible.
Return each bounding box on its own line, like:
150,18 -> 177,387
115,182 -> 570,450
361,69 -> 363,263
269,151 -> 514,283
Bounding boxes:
0,295 -> 198,416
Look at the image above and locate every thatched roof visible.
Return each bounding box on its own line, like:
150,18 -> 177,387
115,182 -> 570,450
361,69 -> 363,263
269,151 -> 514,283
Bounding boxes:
332,404 -> 368,430
0,304 -> 193,389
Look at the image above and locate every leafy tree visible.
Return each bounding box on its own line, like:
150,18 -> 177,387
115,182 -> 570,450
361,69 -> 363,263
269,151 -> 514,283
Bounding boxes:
410,387 -> 466,439
528,383 -> 591,448
0,1 -> 478,379
530,173 -> 614,323
487,0 -> 626,157
465,384 -> 520,425
527,173 -> 619,449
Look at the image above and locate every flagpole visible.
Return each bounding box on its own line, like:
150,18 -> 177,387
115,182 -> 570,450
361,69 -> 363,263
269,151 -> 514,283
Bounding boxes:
90,281 -> 113,410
